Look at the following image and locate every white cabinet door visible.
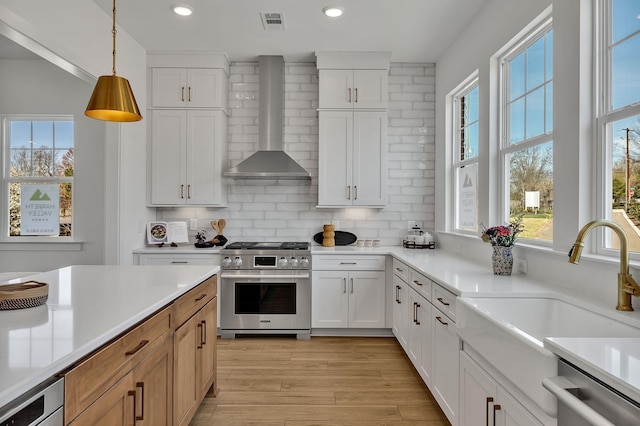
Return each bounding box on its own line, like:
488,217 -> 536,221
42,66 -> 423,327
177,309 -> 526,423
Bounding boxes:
150,110 -> 187,205
186,110 -> 226,205
353,111 -> 387,206
318,69 -> 387,109
353,70 -> 388,109
418,298 -> 433,385
318,111 -> 352,206
392,275 -> 409,350
318,70 -> 353,109
432,306 -> 459,426
152,68 -> 225,108
495,388 -> 542,426
312,270 -> 349,328
459,351 -> 497,426
348,271 -> 385,328
318,111 -> 386,207
407,287 -> 422,367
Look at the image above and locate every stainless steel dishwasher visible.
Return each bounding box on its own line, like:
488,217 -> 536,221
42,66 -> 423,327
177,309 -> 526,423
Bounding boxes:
0,377 -> 64,425
543,359 -> 640,426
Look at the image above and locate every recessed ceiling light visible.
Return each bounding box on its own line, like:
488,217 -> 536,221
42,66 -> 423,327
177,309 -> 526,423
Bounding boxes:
323,6 -> 344,18
172,4 -> 193,16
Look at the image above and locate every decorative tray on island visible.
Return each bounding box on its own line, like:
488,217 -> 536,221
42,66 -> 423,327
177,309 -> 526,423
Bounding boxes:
0,280 -> 49,310
403,240 -> 436,249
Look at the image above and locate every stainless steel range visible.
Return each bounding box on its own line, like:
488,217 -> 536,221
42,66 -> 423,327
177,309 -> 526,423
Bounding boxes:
220,242 -> 311,339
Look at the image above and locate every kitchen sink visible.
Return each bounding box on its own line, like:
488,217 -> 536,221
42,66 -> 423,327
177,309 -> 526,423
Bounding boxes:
456,296 -> 640,418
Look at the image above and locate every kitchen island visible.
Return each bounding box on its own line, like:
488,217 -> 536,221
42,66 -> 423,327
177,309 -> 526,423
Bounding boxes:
0,264 -> 219,416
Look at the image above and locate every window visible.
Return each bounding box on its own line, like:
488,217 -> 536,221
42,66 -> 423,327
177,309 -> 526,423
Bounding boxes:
452,76 -> 479,232
2,116 -> 74,239
600,0 -> 640,253
500,22 -> 553,242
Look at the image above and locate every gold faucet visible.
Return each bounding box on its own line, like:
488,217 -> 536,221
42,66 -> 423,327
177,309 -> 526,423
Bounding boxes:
569,219 -> 640,311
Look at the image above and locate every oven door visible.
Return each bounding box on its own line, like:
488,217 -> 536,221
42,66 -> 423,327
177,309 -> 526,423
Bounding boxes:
220,271 -> 311,333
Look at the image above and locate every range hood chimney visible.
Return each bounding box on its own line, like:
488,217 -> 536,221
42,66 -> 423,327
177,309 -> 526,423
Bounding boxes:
224,56 -> 311,180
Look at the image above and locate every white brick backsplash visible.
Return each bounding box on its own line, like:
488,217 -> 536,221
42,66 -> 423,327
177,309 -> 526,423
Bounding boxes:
159,62 -> 435,244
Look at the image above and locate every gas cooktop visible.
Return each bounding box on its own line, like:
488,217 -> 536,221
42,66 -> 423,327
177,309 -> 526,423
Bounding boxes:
223,241 -> 310,251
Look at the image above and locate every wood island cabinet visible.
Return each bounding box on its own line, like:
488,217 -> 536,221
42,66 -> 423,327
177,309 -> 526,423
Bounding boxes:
64,276 -> 217,426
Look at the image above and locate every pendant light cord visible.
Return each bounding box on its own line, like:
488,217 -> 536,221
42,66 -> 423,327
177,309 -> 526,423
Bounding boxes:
111,0 -> 117,76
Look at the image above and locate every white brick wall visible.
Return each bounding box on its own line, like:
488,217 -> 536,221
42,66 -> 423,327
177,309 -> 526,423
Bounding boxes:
158,62 -> 435,246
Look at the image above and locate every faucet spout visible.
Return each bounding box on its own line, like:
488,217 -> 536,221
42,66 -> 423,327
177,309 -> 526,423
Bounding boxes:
569,219 -> 640,311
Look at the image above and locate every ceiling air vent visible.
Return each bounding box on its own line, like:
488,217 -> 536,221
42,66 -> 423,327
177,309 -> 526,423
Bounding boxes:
260,12 -> 285,31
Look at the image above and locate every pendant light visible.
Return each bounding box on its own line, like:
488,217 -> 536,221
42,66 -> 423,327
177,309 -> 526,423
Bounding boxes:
85,0 -> 142,122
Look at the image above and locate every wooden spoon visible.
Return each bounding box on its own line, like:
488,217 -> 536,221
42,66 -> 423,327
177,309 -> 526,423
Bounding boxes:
210,220 -> 219,234
218,218 -> 226,235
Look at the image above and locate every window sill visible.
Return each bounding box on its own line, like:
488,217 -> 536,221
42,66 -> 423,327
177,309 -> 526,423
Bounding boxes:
0,240 -> 83,251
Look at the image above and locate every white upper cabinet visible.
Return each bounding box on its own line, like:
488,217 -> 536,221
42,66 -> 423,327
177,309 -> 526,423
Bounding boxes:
152,68 -> 227,109
319,69 -> 388,109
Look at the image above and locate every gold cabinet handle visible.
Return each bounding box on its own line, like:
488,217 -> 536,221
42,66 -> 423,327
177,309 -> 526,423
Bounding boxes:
413,280 -> 423,286
125,340 -> 149,356
181,86 -> 185,102
187,184 -> 191,199
437,297 -> 450,306
348,87 -> 352,103
486,397 -> 494,426
347,185 -> 351,200
354,185 -> 358,200
188,86 -> 192,102
180,184 -> 184,199
135,382 -> 145,421
435,316 -> 448,326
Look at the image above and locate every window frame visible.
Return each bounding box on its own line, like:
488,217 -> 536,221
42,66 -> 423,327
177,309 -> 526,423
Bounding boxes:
451,73 -> 480,234
596,0 -> 640,258
1,114 -> 75,242
499,18 -> 554,246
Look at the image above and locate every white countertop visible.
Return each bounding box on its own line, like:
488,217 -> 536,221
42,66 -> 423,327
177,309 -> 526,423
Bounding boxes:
0,264 -> 219,409
544,337 -> 640,404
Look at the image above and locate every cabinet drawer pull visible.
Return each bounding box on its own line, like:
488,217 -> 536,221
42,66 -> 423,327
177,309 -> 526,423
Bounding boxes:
350,277 -> 354,294
187,184 -> 191,199
437,297 -> 450,306
171,261 -> 189,264
188,86 -> 192,102
181,86 -> 185,102
347,185 -> 351,200
343,277 -> 347,294
195,293 -> 207,302
395,267 -> 403,273
435,316 -> 448,326
128,390 -> 137,424
348,87 -> 352,103
486,397 -> 493,426
125,340 -> 149,356
395,285 -> 400,303
340,262 -> 357,265
354,185 -> 358,200
197,323 -> 203,349
180,184 -> 184,199
355,88 -> 358,103
413,280 -> 423,286
201,320 -> 207,345
136,382 -> 145,421
415,303 -> 420,325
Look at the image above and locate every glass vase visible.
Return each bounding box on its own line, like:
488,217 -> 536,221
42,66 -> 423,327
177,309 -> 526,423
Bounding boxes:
492,245 -> 513,276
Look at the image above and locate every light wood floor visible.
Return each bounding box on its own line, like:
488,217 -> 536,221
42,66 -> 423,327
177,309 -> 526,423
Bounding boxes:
190,336 -> 451,426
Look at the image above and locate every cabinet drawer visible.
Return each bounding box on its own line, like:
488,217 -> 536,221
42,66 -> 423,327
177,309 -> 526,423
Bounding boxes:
313,255 -> 385,271
174,275 -> 217,328
432,284 -> 457,321
408,268 -> 432,301
137,254 -> 219,266
64,306 -> 172,422
392,259 -> 409,282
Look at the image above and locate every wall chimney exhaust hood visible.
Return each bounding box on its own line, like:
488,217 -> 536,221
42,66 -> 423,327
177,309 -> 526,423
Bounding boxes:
224,56 -> 311,180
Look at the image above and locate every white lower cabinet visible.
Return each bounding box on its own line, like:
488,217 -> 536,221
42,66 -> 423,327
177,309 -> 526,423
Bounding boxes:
392,274 -> 409,349
432,305 -> 459,425
312,270 -> 386,328
408,286 -> 433,385
460,351 -> 542,426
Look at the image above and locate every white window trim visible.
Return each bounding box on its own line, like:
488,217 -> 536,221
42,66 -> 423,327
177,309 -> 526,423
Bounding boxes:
1,114 -> 75,242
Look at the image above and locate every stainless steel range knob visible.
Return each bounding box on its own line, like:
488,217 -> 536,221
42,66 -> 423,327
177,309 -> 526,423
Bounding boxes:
289,257 -> 299,268
278,256 -> 288,268
299,257 -> 310,268
232,256 -> 243,268
221,256 -> 232,268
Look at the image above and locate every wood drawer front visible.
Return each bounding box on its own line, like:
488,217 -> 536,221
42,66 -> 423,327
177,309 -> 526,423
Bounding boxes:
432,284 -> 457,321
64,306 -> 172,422
392,259 -> 409,282
174,276 -> 217,328
314,255 -> 386,271
408,268 -> 432,301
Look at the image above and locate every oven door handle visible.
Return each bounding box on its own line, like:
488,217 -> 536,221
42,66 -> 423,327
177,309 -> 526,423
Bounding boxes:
221,273 -> 310,279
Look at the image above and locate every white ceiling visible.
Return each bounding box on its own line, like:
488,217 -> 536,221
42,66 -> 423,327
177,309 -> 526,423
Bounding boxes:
89,0 -> 490,63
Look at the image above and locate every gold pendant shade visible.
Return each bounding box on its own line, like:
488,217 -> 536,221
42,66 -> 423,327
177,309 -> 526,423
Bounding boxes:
85,75 -> 141,122
85,0 -> 142,122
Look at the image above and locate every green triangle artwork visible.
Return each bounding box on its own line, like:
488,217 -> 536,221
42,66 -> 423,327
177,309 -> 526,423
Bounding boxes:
20,184 -> 60,236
